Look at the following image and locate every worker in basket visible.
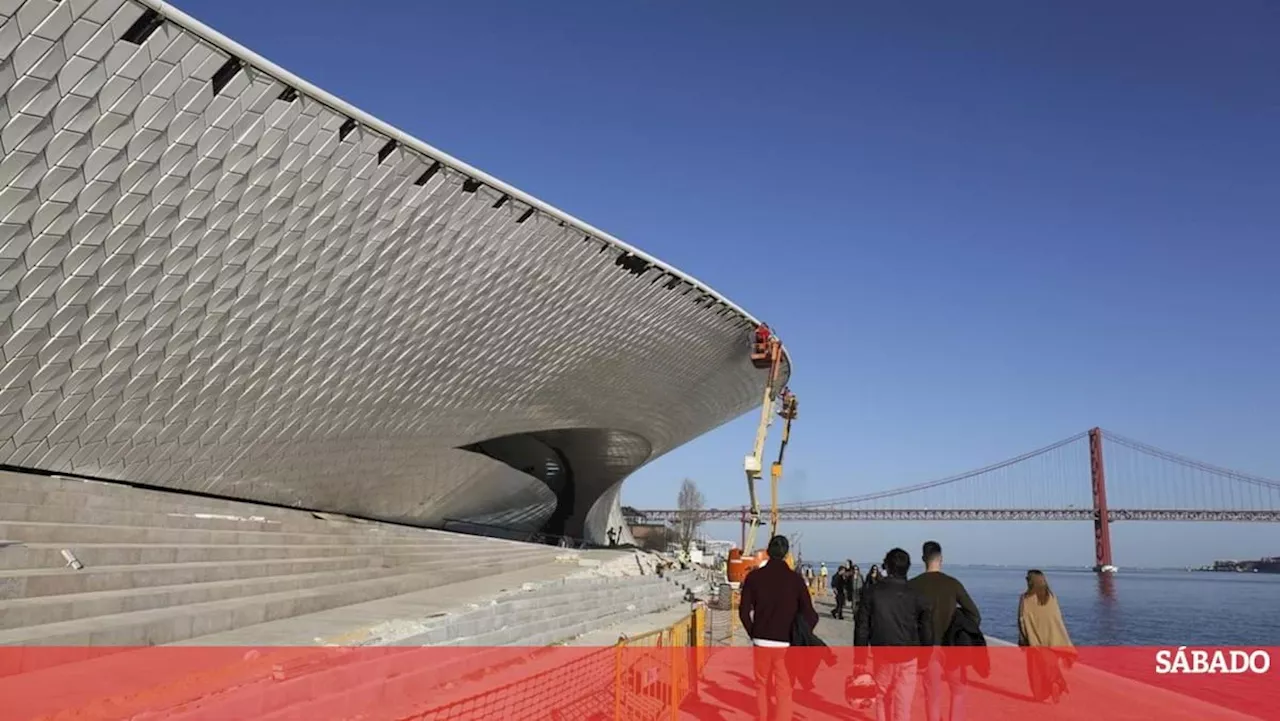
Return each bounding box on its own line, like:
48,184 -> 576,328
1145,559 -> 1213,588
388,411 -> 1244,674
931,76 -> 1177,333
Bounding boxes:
751,324 -> 772,365
779,390 -> 798,419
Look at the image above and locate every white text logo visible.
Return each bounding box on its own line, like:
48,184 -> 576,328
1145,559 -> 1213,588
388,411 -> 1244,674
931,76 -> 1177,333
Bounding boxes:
1155,647 -> 1270,674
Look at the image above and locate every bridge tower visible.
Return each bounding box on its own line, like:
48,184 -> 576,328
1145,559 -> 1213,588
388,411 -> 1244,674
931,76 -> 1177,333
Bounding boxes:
1089,427 -> 1115,572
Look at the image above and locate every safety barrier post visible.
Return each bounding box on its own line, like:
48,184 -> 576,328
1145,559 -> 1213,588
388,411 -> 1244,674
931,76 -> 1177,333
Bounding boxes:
732,594 -> 742,640
728,589 -> 740,643
689,604 -> 703,701
613,638 -> 623,721
670,640 -> 680,721
690,607 -> 698,687
608,604 -> 717,721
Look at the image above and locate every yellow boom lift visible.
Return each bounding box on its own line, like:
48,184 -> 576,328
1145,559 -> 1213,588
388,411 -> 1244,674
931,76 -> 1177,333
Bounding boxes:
740,327 -> 798,560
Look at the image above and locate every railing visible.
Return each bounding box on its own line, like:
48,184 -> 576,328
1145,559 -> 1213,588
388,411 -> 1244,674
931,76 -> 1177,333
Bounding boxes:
613,605 -> 708,721
391,604 -> 715,720
703,584 -> 741,648
21,602 -> 725,721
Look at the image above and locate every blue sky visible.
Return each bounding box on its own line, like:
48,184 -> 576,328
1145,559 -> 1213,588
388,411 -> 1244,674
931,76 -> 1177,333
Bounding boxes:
177,0 -> 1279,567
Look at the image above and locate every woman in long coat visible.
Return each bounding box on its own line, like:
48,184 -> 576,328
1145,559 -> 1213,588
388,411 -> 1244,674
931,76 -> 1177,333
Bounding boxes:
1017,570 -> 1078,703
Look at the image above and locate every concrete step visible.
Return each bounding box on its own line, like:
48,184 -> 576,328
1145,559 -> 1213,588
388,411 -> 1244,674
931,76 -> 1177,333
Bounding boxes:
0,502 -> 304,534
406,582 -> 680,645
0,544 -> 555,598
441,586 -> 686,646
253,602 -> 693,720
0,540 -> 482,571
0,473 -> 317,518
402,576 -> 671,629
0,564 -> 593,717
1,554 -> 380,598
453,589 -> 691,650
0,565 -> 402,629
0,550 -> 556,629
0,491 -> 445,540
0,521 -> 452,547
0,474 -> 553,550
162,578 -> 686,721
0,474 -> 482,540
0,554 -> 557,646
168,559 -> 603,647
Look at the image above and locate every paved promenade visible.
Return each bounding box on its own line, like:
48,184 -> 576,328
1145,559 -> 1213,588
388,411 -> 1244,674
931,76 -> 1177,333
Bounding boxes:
684,595 -> 1262,721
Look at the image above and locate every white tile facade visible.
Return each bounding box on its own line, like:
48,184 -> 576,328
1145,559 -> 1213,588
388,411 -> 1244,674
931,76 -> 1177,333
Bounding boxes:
0,0 -> 789,541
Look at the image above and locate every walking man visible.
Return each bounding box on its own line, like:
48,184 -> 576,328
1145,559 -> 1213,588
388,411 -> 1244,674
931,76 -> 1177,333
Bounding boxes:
739,535 -> 819,721
832,566 -> 848,619
853,548 -> 932,721
909,541 -> 981,721
818,562 -> 829,597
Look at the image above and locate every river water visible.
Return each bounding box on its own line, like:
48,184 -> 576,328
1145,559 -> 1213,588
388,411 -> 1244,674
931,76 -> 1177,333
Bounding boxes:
818,564 -> 1280,645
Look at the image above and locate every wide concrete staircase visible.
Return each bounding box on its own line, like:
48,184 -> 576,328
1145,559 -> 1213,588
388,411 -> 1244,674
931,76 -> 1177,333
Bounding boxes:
0,471 -> 563,647
133,571 -> 708,721
381,571 -> 704,646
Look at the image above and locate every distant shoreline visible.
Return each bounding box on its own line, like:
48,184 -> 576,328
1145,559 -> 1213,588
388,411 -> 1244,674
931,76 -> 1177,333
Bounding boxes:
1191,558 -> 1280,574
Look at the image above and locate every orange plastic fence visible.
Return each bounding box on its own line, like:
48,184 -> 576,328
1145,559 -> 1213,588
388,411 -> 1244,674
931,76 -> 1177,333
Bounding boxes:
398,604 -> 711,721
612,605 -> 709,721
2,606 -> 716,721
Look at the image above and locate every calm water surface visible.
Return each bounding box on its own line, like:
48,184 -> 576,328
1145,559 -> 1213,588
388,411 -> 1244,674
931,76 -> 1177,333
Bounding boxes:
819,564 -> 1280,645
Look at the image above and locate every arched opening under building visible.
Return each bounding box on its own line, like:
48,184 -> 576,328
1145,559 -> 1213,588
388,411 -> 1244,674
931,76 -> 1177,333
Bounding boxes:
458,427 -> 652,542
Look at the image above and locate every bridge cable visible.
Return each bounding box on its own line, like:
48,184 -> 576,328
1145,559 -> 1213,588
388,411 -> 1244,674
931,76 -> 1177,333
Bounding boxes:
1101,430 -> 1280,491
777,430 -> 1090,508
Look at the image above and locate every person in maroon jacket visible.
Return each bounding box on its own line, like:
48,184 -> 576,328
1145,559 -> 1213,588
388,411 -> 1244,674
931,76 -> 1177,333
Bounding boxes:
738,535 -> 819,721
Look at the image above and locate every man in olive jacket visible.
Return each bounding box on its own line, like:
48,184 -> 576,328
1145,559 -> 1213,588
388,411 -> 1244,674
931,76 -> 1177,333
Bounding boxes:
909,540 -> 982,721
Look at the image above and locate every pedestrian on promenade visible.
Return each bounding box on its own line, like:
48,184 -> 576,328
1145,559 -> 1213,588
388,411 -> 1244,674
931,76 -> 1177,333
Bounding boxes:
819,562 -> 829,597
909,541 -> 982,721
844,564 -> 863,625
853,548 -> 932,721
1018,570 -> 1077,703
739,535 -> 819,721
861,563 -> 881,608
866,563 -> 881,586
844,561 -> 858,612
857,563 -> 880,637
832,566 -> 848,619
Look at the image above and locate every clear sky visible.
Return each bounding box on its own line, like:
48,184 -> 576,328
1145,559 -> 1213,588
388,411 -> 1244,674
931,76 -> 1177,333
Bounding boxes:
176,0 -> 1279,567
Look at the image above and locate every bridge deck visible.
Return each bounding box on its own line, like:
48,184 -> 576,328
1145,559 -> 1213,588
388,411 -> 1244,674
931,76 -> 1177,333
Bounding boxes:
630,508 -> 1280,522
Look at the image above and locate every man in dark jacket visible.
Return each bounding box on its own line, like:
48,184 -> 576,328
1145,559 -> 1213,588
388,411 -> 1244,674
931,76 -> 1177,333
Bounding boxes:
832,566 -> 848,619
909,541 -> 981,721
739,535 -> 818,721
853,548 -> 932,721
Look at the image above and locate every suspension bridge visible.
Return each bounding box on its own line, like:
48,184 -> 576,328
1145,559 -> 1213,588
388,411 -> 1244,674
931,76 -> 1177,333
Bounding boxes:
625,428 -> 1280,570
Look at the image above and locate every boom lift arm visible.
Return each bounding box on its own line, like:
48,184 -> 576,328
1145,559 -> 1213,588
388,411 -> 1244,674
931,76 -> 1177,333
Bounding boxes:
742,327 -> 792,555
770,389 -> 799,539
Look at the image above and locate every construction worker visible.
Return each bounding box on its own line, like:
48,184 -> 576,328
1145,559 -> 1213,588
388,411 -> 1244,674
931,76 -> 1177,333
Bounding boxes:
752,324 -> 771,358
